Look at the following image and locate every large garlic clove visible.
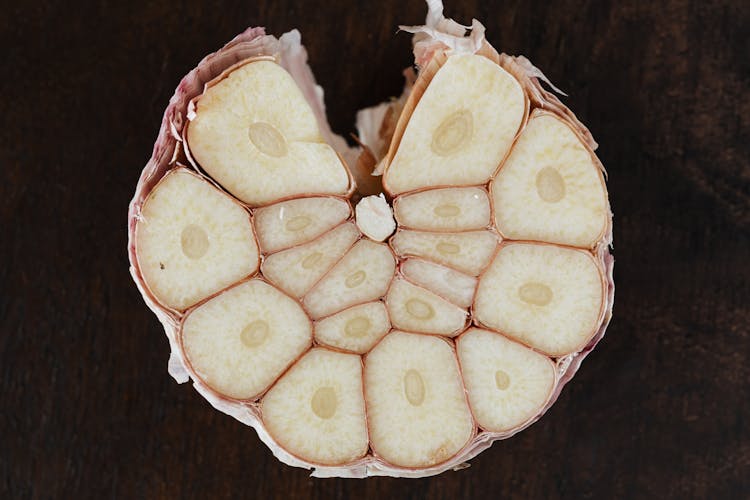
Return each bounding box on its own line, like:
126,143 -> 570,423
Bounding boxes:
181,279 -> 312,400
474,242 -> 604,357
393,186 -> 491,231
261,222 -> 359,298
457,328 -> 556,432
261,348 -> 369,465
391,229 -> 498,276
135,168 -> 259,311
253,196 -> 350,254
303,239 -> 395,319
364,331 -> 474,468
383,54 -> 526,195
187,60 -> 350,206
491,111 -> 608,248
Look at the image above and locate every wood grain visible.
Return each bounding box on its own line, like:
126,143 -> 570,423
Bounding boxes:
1,0 -> 748,498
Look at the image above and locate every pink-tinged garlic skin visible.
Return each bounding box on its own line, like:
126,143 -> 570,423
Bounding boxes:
128,2 -> 614,478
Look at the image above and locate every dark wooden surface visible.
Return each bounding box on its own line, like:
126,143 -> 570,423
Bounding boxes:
2,1 -> 748,498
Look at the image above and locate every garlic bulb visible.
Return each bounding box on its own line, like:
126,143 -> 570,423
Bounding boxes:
128,1 -> 614,478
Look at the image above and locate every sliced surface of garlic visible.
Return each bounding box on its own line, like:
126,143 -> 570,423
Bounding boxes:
129,5 -> 613,478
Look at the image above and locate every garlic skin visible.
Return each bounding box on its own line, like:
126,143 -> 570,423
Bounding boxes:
128,1 -> 614,479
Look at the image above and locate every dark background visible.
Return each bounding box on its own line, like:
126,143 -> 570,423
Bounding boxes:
2,0 -> 748,498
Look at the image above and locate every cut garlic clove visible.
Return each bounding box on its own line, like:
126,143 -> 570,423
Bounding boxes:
393,187 -> 490,231
384,54 -> 526,195
314,301 -> 390,354
253,196 -> 350,254
364,331 -> 474,468
135,169 -> 259,311
303,239 -> 396,319
474,242 -> 604,357
491,111 -> 608,248
181,279 -> 311,400
187,60 -> 350,206
391,229 -> 498,276
386,278 -> 467,336
400,258 -> 477,308
456,328 -> 555,432
261,222 -> 359,298
261,348 -> 369,465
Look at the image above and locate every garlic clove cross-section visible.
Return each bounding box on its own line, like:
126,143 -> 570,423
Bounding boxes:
386,278 -> 468,336
187,60 -> 350,206
303,239 -> 396,319
491,111 -> 608,248
313,301 -> 391,354
393,187 -> 491,231
364,331 -> 474,468
400,258 -> 477,308
135,168 -> 259,311
253,196 -> 351,254
261,348 -> 369,466
457,328 -> 556,432
383,54 -> 526,195
181,279 -> 312,400
474,242 -> 604,357
391,229 -> 499,276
